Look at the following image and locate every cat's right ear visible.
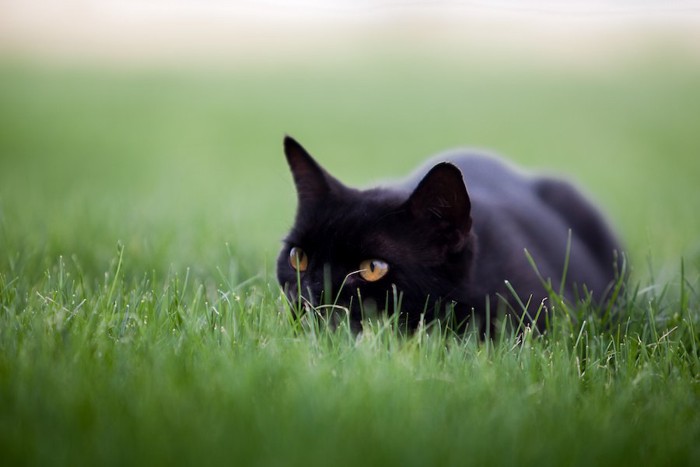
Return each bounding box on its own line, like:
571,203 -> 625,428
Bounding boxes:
408,162 -> 472,251
283,136 -> 338,204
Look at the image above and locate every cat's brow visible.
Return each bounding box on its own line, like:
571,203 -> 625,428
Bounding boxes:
370,207 -> 406,227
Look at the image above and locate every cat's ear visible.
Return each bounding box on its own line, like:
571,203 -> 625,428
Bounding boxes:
283,136 -> 341,204
408,162 -> 472,248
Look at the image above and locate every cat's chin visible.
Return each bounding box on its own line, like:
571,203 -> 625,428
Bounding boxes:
303,302 -> 362,333
282,285 -> 398,332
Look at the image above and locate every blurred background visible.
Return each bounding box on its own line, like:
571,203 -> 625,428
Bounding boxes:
1,0 -> 699,282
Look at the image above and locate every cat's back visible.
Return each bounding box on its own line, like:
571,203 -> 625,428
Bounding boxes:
414,149 -> 563,244
404,148 -> 620,304
407,148 -> 608,241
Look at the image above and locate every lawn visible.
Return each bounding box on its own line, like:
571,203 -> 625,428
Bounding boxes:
1,47 -> 699,466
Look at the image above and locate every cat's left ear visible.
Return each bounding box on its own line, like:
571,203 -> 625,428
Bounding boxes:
283,136 -> 342,205
408,162 -> 472,249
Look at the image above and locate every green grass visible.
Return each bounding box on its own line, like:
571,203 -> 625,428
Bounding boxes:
1,51 -> 700,466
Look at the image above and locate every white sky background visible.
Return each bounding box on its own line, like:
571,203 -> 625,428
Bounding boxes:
13,0 -> 697,17
1,1 -> 699,64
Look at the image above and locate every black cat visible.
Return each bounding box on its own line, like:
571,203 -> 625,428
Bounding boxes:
277,136 -> 622,332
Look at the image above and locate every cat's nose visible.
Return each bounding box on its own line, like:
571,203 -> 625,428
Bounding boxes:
284,286 -> 305,306
285,289 -> 315,314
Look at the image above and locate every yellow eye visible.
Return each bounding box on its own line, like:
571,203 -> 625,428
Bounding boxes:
289,247 -> 308,272
359,259 -> 389,282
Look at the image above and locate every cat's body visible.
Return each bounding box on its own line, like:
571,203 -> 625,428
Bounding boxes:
277,137 -> 622,332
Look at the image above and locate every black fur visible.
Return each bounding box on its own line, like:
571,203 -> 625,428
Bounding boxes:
277,137 -> 622,332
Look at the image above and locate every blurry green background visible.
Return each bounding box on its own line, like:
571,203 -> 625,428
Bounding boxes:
1,1 -> 699,284
2,3 -> 700,466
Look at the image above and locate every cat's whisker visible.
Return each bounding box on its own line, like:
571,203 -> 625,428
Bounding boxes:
304,285 -> 318,307
330,269 -> 363,306
345,270 -> 364,279
300,296 -> 315,313
315,304 -> 350,314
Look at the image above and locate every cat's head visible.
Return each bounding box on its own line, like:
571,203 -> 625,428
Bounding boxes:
276,136 -> 475,327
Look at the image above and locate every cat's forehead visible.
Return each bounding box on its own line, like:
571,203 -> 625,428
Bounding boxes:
294,188 -> 406,239
341,196 -> 397,223
329,188 -> 403,219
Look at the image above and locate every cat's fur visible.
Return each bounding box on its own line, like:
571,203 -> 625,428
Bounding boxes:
277,136 -> 622,332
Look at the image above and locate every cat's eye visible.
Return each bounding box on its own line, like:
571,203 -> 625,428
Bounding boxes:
289,247 -> 308,272
359,259 -> 389,282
